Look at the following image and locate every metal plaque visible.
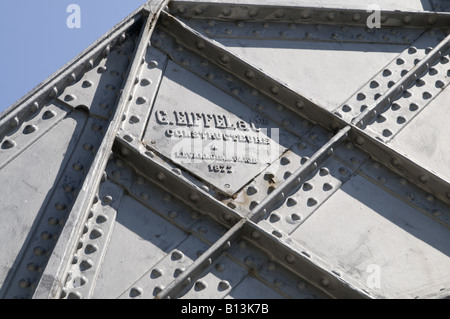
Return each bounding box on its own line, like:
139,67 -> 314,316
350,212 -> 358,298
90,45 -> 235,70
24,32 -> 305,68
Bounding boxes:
143,61 -> 299,195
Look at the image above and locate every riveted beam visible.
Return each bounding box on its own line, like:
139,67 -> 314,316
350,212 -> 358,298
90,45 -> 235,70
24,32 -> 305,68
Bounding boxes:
352,33 -> 450,132
241,221 -> 377,299
33,1 -> 169,299
157,11 -> 450,208
248,126 -> 351,222
155,218 -> 246,299
113,135 -> 244,227
169,1 -> 450,27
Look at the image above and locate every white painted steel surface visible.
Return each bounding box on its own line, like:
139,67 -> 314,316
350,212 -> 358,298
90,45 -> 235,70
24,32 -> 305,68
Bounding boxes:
0,0 -> 449,299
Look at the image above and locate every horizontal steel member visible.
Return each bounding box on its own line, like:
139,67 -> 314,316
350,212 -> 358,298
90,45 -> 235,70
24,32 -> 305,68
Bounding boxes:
248,126 -> 352,222
158,11 -> 450,208
113,135 -> 243,227
158,11 -> 339,130
168,1 -> 450,27
241,221 -> 377,299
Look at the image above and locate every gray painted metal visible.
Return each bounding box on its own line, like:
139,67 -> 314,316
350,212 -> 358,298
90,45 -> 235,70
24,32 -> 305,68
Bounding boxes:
1,0 -> 449,299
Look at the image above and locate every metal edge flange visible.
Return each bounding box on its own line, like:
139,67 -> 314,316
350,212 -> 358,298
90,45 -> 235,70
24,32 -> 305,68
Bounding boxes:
241,220 -> 379,299
113,135 -> 244,228
168,1 -> 448,27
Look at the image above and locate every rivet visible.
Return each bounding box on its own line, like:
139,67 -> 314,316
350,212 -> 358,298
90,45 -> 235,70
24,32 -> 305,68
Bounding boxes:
238,240 -> 247,249
49,86 -> 58,97
275,10 -> 285,19
140,192 -> 150,200
156,172 -> 166,182
195,280 -> 207,291
148,60 -> 159,69
194,6 -> 203,15
174,268 -> 184,278
320,278 -> 330,287
96,215 -> 107,223
419,175 -> 427,183
249,8 -> 258,17
301,10 -> 311,19
220,54 -> 230,64
269,213 -> 280,223
87,59 -> 94,69
41,231 -> 53,240
171,250 -> 183,261
72,162 -> 83,171
168,210 -> 178,218
177,5 -> 187,14
103,195 -> 113,204
80,259 -> 93,271
130,287 -> 142,297
23,124 -> 37,134
270,86 -> 279,95
295,100 -> 305,109
43,110 -> 56,120
223,212 -> 232,222
150,268 -> 163,279
274,279 -> 284,287
307,198 -> 318,206
85,244 -> 98,254
54,202 -> 67,211
218,280 -> 230,291
245,70 -> 255,79
48,217 -> 59,226
432,209 -> 442,217
27,263 -> 39,272
391,158 -> 400,167
90,228 -> 103,239
353,13 -> 361,22
0,131 -> 19,148
297,142 -> 307,150
9,117 -> 19,128
267,262 -> 277,271
119,32 -> 127,44
222,7 -> 232,16
319,167 -> 329,176
91,123 -> 102,131
196,41 -> 205,50
246,185 -> 258,195
33,247 -> 46,256
285,254 -> 295,264
67,291 -> 82,299
355,136 -> 365,145
215,263 -> 226,273
19,279 -> 31,288
251,230 -> 261,239
297,280 -> 307,289
163,193 -> 172,202
83,143 -> 94,151
82,81 -> 93,88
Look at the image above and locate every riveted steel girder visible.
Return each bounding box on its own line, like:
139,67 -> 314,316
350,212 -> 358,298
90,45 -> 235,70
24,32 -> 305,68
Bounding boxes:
1,0 -> 449,300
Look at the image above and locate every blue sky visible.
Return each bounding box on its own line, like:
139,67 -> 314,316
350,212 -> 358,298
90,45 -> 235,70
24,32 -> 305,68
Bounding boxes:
0,0 -> 148,114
